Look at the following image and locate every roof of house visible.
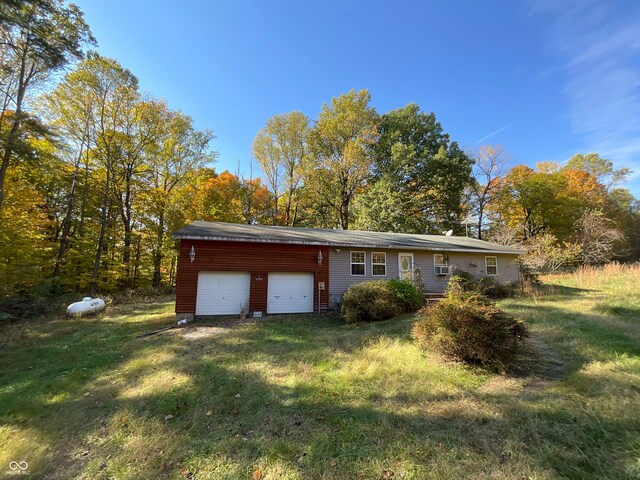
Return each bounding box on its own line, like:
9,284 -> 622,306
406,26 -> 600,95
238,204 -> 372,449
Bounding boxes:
173,221 -> 524,255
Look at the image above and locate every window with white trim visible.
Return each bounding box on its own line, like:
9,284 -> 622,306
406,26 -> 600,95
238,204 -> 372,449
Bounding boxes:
372,252 -> 386,276
434,254 -> 448,275
485,256 -> 498,275
350,251 -> 365,275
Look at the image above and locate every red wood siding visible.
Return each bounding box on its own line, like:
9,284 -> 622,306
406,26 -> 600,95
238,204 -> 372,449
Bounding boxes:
175,240 -> 329,314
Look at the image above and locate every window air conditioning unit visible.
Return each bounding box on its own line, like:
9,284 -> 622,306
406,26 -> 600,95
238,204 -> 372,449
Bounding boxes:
435,265 -> 449,276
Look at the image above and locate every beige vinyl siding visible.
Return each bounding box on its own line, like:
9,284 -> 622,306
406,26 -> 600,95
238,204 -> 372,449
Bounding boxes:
414,252 -> 520,292
329,249 -> 399,307
329,249 -> 519,307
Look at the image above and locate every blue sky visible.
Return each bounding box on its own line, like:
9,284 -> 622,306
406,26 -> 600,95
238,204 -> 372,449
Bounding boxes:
74,0 -> 640,196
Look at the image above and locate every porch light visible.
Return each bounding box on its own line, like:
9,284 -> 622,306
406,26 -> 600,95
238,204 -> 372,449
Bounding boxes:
317,250 -> 323,265
189,245 -> 196,263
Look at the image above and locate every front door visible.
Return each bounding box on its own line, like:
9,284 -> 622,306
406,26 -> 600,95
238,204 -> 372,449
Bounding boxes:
398,253 -> 414,281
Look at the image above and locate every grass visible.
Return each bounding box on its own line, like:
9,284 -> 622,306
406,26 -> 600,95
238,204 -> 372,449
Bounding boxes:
0,265 -> 639,479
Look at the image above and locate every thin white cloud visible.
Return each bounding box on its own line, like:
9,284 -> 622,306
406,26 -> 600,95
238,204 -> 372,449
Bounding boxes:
475,123 -> 513,144
531,1 -> 640,185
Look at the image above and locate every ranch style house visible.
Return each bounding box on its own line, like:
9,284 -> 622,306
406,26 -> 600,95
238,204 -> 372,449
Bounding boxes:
172,221 -> 523,321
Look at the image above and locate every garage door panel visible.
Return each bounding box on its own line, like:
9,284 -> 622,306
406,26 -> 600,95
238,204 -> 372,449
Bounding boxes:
196,272 -> 250,315
267,273 -> 314,314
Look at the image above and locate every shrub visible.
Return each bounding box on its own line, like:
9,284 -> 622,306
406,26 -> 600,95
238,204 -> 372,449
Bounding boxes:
475,277 -> 517,299
412,289 -> 528,372
447,270 -> 518,299
341,281 -> 400,323
447,270 -> 474,292
110,286 -> 176,304
388,278 -> 424,312
0,294 -> 72,323
519,262 -> 541,291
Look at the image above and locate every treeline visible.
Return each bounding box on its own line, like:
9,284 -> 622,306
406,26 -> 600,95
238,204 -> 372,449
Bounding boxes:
250,94 -> 640,271
1,1 -> 639,300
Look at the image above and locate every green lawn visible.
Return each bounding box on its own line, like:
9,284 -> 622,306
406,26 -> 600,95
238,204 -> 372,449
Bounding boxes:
1,265 -> 639,479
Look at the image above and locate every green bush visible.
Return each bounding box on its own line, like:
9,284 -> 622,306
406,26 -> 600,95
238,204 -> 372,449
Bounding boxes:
412,289 -> 528,372
388,278 -> 424,312
341,281 -> 400,323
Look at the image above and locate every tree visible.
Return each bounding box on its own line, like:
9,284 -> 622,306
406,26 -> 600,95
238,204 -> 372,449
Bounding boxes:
577,210 -> 624,265
191,170 -> 244,223
566,153 -> 630,192
353,177 -> 424,233
605,188 -> 640,262
40,60 -> 97,280
142,110 -> 216,287
306,90 -> 379,229
493,165 -> 566,240
0,165 -> 50,297
521,233 -> 581,272
489,158 -> 631,268
358,103 -> 472,233
78,53 -> 139,295
109,97 -> 168,288
252,111 -> 309,226
492,161 -> 613,244
0,0 -> 95,213
468,145 -> 511,239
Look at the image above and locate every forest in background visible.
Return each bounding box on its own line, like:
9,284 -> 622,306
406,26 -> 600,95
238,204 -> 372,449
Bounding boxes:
1,0 -> 639,301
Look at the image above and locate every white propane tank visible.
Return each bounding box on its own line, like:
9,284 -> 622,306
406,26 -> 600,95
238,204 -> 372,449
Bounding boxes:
66,297 -> 106,317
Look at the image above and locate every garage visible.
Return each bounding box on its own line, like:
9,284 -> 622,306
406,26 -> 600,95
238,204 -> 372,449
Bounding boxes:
195,272 -> 250,315
267,272 -> 314,314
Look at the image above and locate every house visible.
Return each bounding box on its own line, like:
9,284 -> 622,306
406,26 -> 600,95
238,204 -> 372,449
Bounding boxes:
172,221 -> 523,321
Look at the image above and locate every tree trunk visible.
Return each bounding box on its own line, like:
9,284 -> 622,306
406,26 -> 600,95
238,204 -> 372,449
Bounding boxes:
169,253 -> 176,286
53,144 -> 85,278
0,39 -> 30,215
340,197 -> 350,230
122,222 -> 132,288
273,192 -> 278,225
152,210 -> 165,287
75,151 -> 91,293
116,169 -> 133,289
133,233 -> 141,289
89,161 -> 110,296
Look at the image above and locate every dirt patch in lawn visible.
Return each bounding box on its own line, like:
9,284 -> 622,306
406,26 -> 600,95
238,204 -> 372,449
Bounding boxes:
179,316 -> 263,341
181,325 -> 230,340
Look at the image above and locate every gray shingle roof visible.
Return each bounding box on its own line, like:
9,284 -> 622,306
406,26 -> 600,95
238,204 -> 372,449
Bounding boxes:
173,221 -> 524,254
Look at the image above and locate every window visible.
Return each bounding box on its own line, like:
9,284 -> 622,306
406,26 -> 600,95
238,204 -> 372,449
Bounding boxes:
350,251 -> 365,275
372,252 -> 386,276
485,256 -> 498,275
434,254 -> 448,275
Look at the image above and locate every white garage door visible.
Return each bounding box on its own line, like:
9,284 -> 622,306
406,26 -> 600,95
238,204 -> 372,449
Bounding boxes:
196,272 -> 250,315
267,273 -> 314,314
